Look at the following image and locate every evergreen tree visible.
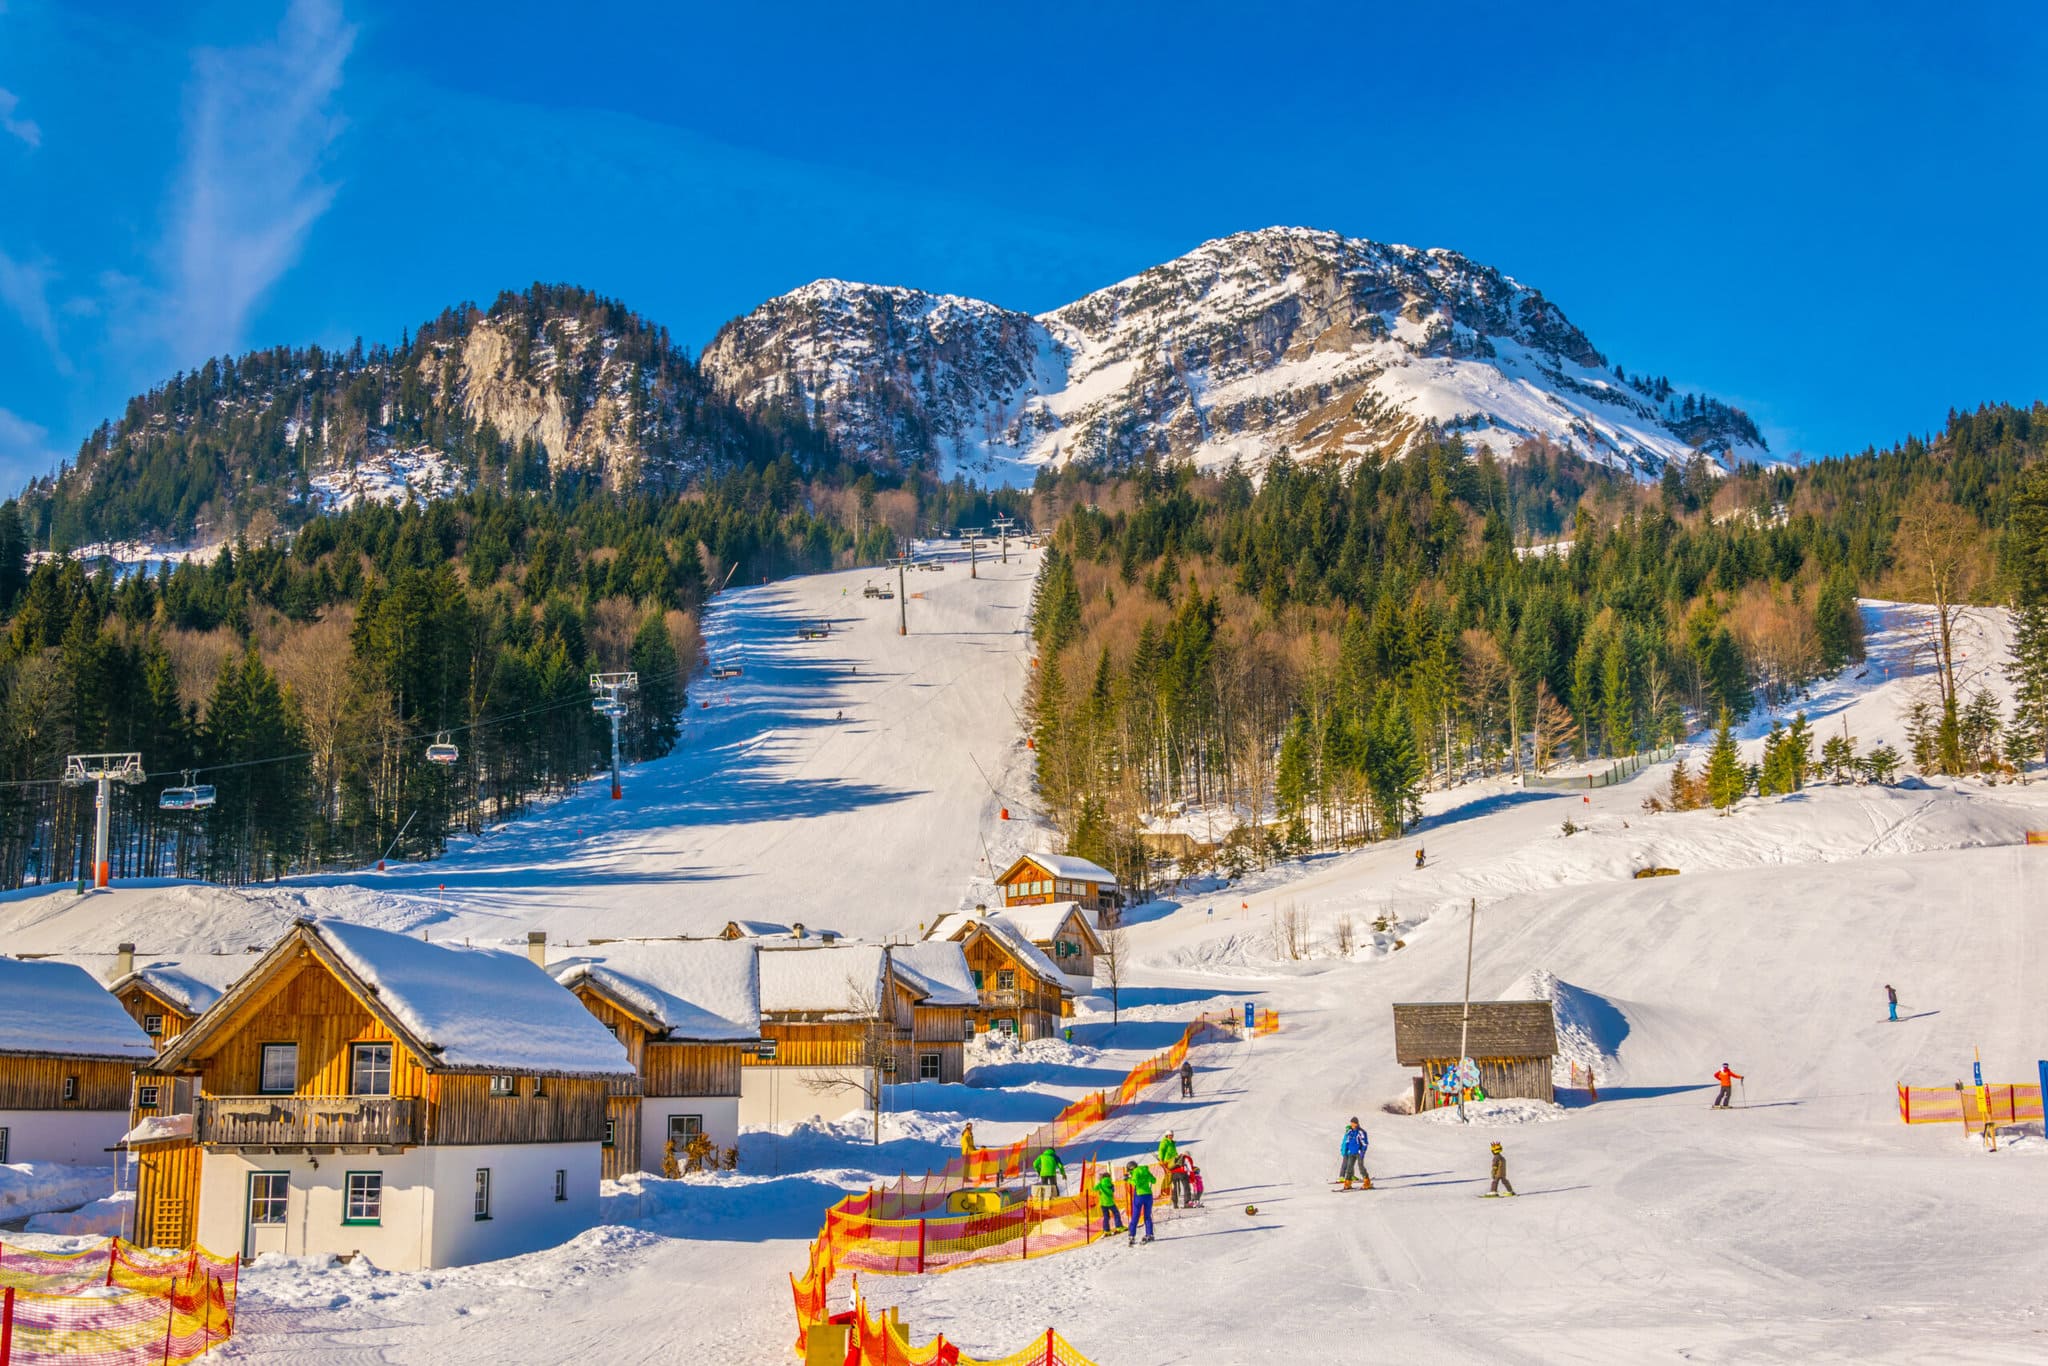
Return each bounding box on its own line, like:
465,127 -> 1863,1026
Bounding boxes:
2007,605 -> 2048,764
1705,709 -> 1746,809
629,614 -> 682,759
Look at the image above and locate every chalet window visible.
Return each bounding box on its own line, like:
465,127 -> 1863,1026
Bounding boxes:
248,1172 -> 288,1225
143,1014 -> 164,1036
473,1168 -> 492,1221
0,1128 -> 8,1163
350,1044 -> 394,1097
962,1019 -> 975,1038
259,1044 -> 298,1095
138,1084 -> 161,1109
532,1076 -> 546,1098
971,969 -> 984,989
996,1017 -> 1017,1036
603,1119 -> 616,1148
489,1075 -> 517,1098
606,1024 -> 621,1040
343,1172 -> 382,1225
667,1114 -> 704,1143
997,969 -> 1015,990
918,1052 -> 941,1081
554,1169 -> 568,1203
62,1075 -> 78,1102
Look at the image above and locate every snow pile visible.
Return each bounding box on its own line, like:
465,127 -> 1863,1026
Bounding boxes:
0,957 -> 155,1058
26,1188 -> 133,1237
1504,970 -> 1630,1086
122,1114 -> 194,1144
0,1163 -> 118,1220
1418,1098 -> 1567,1127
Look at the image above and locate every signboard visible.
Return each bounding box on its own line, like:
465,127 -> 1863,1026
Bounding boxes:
755,1039 -> 778,1060
1973,1060 -> 1983,1088
1245,1003 -> 1256,1030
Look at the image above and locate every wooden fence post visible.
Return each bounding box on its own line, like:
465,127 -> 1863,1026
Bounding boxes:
915,1217 -> 926,1275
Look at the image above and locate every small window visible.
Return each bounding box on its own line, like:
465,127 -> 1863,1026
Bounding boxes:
971,969 -> 984,989
962,1019 -> 975,1038
997,969 -> 1016,990
997,1017 -> 1017,1036
351,1044 -> 393,1097
249,1172 -> 288,1225
489,1075 -> 517,1098
62,1075 -> 78,1102
259,1044 -> 298,1095
343,1172 -> 382,1225
143,1014 -> 164,1036
138,1084 -> 161,1109
473,1168 -> 492,1221
606,1024 -> 621,1040
554,1169 -> 567,1203
532,1076 -> 546,1098
603,1119 -> 616,1148
667,1114 -> 704,1143
0,1127 -> 8,1163
919,1052 -> 941,1081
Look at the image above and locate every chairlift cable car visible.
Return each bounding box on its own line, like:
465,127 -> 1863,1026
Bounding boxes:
158,769 -> 216,812
426,731 -> 459,765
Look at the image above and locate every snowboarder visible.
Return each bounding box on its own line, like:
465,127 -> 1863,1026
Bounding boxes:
1886,983 -> 1899,1022
1339,1117 -> 1371,1189
1179,1059 -> 1194,1098
1125,1161 -> 1156,1244
1712,1063 -> 1744,1109
1488,1142 -> 1516,1196
1092,1166 -> 1124,1236
960,1122 -> 976,1155
1168,1151 -> 1195,1208
1032,1144 -> 1066,1199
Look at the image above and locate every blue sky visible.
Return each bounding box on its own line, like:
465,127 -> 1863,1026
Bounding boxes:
0,1 -> 2043,491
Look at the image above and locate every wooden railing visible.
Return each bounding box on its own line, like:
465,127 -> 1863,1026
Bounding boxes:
197,1095 -> 420,1147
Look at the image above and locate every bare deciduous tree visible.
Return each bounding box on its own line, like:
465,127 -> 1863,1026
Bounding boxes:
1098,926 -> 1129,1025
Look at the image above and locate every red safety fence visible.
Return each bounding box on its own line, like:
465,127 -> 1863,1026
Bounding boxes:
1897,1082 -> 2044,1126
792,1009 -> 1266,1363
0,1240 -> 237,1364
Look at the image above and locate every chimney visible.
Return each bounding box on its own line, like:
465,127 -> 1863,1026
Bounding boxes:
975,904 -> 987,918
526,931 -> 547,969
791,923 -> 806,940
113,942 -> 136,982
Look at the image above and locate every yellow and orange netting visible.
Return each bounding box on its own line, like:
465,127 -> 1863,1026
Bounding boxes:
792,1009 -> 1272,1363
1897,1082 -> 2043,1126
0,1238 -> 238,1364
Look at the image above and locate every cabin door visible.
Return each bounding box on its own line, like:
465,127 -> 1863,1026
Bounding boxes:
244,1171 -> 289,1258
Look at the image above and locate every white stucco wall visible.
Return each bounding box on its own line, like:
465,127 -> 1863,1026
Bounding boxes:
635,1096 -> 740,1174
193,1142 -> 602,1270
738,1065 -> 867,1128
0,1108 -> 129,1165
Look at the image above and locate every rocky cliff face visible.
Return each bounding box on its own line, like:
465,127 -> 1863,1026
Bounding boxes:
702,227 -> 1768,481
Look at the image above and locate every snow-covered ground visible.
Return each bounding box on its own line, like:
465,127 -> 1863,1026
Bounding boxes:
6,582 -> 2048,1363
0,1161 -> 118,1225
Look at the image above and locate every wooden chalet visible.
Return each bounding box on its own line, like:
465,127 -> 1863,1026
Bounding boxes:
951,919 -> 1071,1042
0,956 -> 155,1165
888,942 -> 979,1086
543,935 -> 762,1179
995,852 -> 1123,926
926,902 -> 1102,980
133,918 -> 635,1268
1391,1000 -> 1559,1110
741,945 -> 933,1126
98,943 -> 251,1050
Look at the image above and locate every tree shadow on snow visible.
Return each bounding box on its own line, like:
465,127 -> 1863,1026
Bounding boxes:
965,1061 -> 1129,1090
1561,1082 -> 1711,1107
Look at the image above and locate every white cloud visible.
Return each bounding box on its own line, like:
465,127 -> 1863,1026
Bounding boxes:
0,246 -> 65,370
0,405 -> 64,484
162,0 -> 353,362
0,87 -> 38,148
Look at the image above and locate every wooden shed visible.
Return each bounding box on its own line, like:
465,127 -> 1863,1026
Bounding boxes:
1391,1000 -> 1558,1108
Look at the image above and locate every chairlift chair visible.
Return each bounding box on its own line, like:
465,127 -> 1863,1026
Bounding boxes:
426,732 -> 459,765
158,771 -> 217,811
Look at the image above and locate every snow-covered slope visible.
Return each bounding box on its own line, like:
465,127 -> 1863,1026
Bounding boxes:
703,227 -> 1771,482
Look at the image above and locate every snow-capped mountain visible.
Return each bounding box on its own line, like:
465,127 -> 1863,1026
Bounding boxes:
702,227 -> 1769,481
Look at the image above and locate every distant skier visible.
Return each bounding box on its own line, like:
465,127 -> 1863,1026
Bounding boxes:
1125,1161 -> 1156,1244
1885,984 -> 1898,1023
1339,1117 -> 1371,1190
1032,1144 -> 1066,1199
1712,1063 -> 1744,1109
1092,1166 -> 1124,1236
1179,1059 -> 1194,1098
960,1122 -> 976,1155
1488,1142 -> 1516,1197
1414,847 -> 1426,870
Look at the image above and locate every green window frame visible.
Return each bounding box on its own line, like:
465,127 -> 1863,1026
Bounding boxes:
343,1171 -> 382,1226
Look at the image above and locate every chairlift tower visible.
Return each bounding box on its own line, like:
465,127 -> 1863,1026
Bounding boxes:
887,548 -> 914,635
589,672 -> 638,800
64,753 -> 144,889
991,514 -> 1016,565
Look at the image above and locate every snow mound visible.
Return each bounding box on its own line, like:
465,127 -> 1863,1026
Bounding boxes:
0,1162 -> 118,1220
27,1188 -> 133,1237
1504,970 -> 1630,1086
1418,1099 -> 1566,1127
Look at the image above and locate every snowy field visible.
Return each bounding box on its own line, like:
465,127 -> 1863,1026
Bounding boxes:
5,586 -> 2048,1363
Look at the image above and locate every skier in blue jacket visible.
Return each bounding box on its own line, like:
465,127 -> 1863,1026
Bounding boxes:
1339,1117 -> 1372,1189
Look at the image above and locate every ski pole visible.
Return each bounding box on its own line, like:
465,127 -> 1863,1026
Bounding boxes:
1739,1078 -> 1746,1106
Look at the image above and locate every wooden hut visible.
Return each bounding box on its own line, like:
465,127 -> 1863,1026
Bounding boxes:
888,942 -> 977,1085
994,853 -> 1123,926
0,956 -> 155,1165
925,902 -> 1103,981
951,920 -> 1070,1042
1391,1000 -> 1558,1108
741,944 -> 927,1127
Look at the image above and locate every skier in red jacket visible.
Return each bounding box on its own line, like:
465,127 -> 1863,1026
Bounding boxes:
1712,1063 -> 1743,1109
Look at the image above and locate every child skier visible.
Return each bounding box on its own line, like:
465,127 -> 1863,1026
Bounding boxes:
1032,1144 -> 1066,1199
1125,1160 -> 1156,1244
1339,1117 -> 1371,1189
1186,1158 -> 1204,1206
1092,1166 -> 1124,1236
1488,1142 -> 1516,1196
1712,1063 -> 1744,1109
1179,1059 -> 1194,1097
1885,984 -> 1898,1022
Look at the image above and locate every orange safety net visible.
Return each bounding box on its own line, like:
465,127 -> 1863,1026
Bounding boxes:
1254,1008 -> 1280,1036
0,1239 -> 237,1364
791,1009 -> 1268,1363
1897,1082 -> 2044,1125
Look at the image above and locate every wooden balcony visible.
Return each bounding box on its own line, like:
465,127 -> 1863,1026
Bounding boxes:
196,1095 -> 420,1149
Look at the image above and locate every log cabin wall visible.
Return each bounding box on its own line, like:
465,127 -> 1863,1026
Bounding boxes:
1417,1056 -> 1556,1105
200,956 -> 427,1099
913,1005 -> 965,1045
603,1096 -> 640,1179
0,1055 -> 135,1109
643,1042 -> 741,1097
427,1074 -> 609,1145
569,989 -> 650,1098
741,1022 -> 873,1068
134,1140 -> 201,1248
117,987 -> 196,1049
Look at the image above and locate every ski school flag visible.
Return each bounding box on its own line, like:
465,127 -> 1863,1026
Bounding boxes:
1245,1003 -> 1255,1030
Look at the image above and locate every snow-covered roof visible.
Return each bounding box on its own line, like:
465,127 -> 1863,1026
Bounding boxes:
311,921 -> 634,1077
0,957 -> 155,1060
890,942 -> 980,1007
963,919 -> 1070,990
111,955 -> 254,1015
989,901 -> 1097,946
723,920 -> 789,938
1008,852 -> 1117,884
549,940 -> 761,1042
758,944 -> 892,1015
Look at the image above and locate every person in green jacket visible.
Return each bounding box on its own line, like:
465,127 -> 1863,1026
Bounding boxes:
1033,1145 -> 1066,1199
1124,1160 -> 1155,1244
1091,1167 -> 1123,1236
1157,1131 -> 1178,1169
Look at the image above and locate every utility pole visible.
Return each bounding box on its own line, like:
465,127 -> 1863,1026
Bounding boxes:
888,547 -> 913,635
64,753 -> 143,890
992,514 -> 1015,564
1458,897 -> 1477,1123
588,673 -> 638,800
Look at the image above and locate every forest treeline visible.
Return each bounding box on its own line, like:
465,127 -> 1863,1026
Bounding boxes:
0,465 -> 1025,889
1024,403 -> 2048,888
